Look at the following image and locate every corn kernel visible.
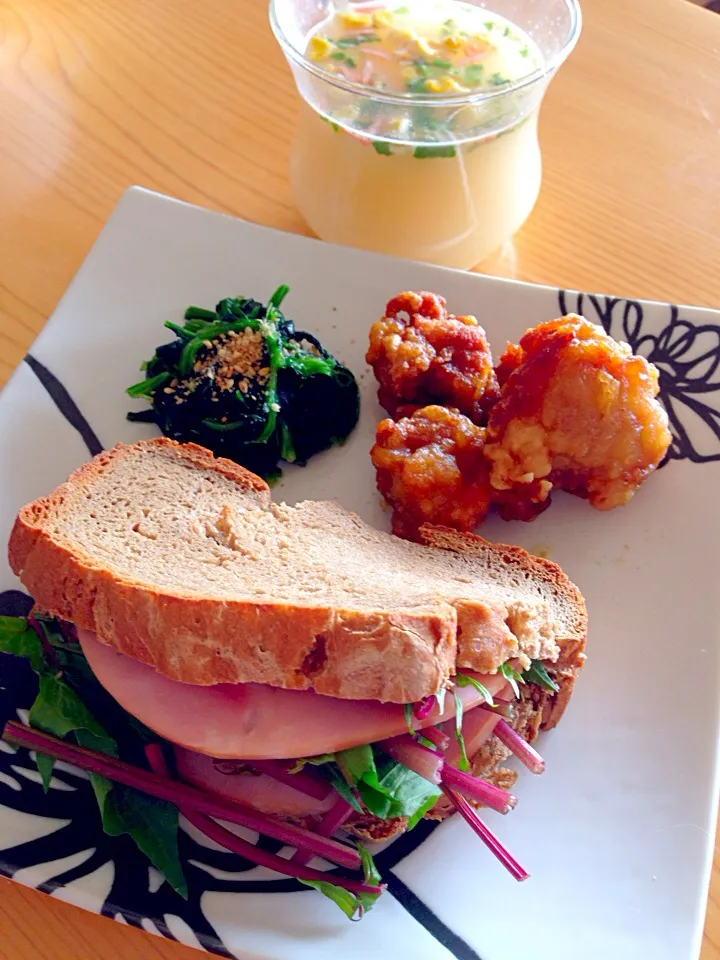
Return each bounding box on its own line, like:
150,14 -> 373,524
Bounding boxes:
449,76 -> 470,92
415,36 -> 437,56
426,75 -> 469,93
308,36 -> 331,60
443,34 -> 464,51
466,34 -> 491,52
340,11 -> 372,28
372,9 -> 394,28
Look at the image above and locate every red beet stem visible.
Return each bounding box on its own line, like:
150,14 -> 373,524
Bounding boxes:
144,746 -> 378,896
378,734 -> 444,784
414,696 -> 436,720
145,742 -> 171,774
3,722 -> 360,871
493,720 -> 545,775
379,735 -> 517,815
419,726 -> 451,752
290,796 -> 355,866
477,701 -> 514,719
249,759 -> 332,801
441,785 -> 529,882
441,764 -> 517,815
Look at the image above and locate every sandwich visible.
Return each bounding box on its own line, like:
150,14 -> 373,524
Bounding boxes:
2,438 -> 587,915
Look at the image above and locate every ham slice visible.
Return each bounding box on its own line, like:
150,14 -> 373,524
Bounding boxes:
440,702 -> 507,768
173,747 -> 335,818
78,629 -> 508,760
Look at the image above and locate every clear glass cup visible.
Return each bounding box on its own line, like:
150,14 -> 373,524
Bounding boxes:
270,0 -> 581,270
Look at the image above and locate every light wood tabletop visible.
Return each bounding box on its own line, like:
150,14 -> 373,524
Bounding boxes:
1,0 -> 720,957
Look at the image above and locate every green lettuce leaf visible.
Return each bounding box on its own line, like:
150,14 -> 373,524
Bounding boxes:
287,753 -> 335,773
34,753 -> 55,790
452,691 -> 470,771
0,615 -> 187,897
29,672 -> 115,791
30,672 -> 112,742
100,781 -> 186,898
336,744 -> 377,787
299,879 -> 360,919
525,660 -> 560,693
334,743 -> 441,827
356,779 -> 392,818
374,761 -> 441,829
403,702 -> 415,734
300,845 -> 384,920
357,844 -> 383,914
335,745 -> 388,815
499,662 -> 525,698
455,673 -> 495,706
325,766 -> 364,813
0,616 -> 45,673
336,744 -> 395,814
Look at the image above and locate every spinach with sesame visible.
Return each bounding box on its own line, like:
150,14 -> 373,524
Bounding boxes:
126,286 -> 360,480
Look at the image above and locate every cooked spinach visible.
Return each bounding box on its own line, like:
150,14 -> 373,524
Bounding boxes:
127,287 -> 360,480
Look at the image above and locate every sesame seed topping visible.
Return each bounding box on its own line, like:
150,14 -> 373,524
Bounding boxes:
190,328 -> 267,395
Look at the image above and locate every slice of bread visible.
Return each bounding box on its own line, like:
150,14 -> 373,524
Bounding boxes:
8,439 -> 587,706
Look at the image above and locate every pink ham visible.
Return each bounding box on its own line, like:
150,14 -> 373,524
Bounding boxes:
78,628 -> 508,760
173,747 -> 335,818
440,698 -> 508,768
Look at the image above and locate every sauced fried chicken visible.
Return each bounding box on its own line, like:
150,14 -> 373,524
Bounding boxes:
366,291 -> 499,424
485,315 -> 672,510
371,406 -> 494,540
372,405 -> 553,537
369,305 -> 672,535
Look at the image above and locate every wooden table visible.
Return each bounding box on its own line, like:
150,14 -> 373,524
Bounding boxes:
1,0 -> 720,956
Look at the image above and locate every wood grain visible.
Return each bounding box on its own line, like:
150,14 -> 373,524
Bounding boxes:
0,878 -> 201,960
1,0 -> 719,957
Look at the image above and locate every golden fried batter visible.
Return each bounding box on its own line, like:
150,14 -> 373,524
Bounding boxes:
371,406 -> 494,540
485,315 -> 672,510
366,291 -> 499,424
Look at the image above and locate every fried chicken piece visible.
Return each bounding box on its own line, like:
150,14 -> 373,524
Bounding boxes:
371,405 -> 495,540
366,291 -> 499,424
372,405 -> 552,537
485,315 -> 672,511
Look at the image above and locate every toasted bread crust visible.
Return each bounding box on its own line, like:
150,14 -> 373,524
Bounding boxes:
8,439 -> 587,707
9,441 -> 456,702
418,524 -> 586,720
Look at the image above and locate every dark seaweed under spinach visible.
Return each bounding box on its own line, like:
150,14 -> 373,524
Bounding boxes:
127,286 -> 360,480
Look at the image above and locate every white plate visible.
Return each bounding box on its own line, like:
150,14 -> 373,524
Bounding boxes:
1,186 -> 719,960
